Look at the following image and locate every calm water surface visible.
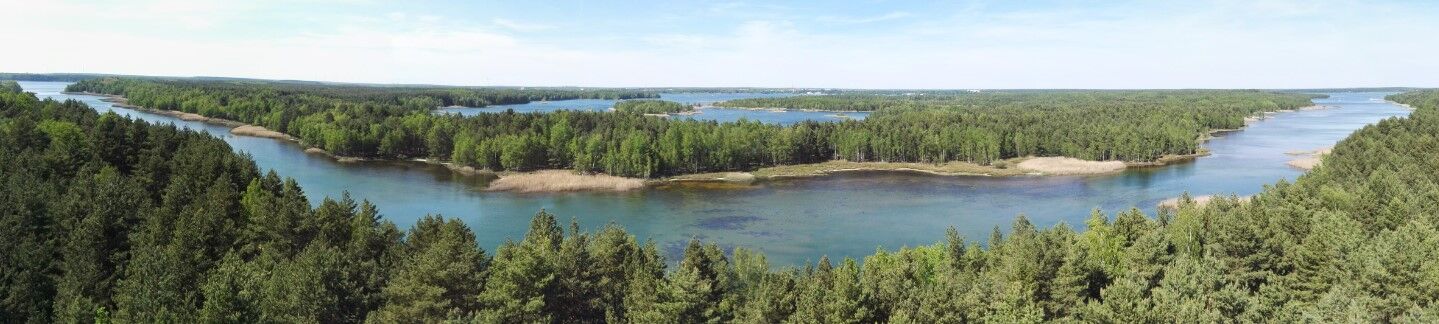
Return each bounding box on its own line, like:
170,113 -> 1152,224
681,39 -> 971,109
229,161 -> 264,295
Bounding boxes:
22,82 -> 1409,265
436,92 -> 868,124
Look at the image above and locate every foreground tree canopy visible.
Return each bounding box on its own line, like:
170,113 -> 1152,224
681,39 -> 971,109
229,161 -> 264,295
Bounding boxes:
5,81 -> 1439,322
67,78 -> 1315,178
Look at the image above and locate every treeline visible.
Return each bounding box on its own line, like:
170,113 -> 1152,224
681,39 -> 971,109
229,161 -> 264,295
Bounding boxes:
0,73 -> 113,82
717,91 -> 1317,113
6,84 -> 1439,322
68,78 -> 1317,178
613,99 -> 693,114
1387,89 -> 1439,109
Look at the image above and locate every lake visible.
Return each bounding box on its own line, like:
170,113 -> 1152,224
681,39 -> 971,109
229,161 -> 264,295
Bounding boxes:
21,81 -> 1410,265
435,92 -> 869,124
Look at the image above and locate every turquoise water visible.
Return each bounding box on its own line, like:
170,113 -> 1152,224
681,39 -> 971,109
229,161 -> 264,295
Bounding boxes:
435,92 -> 869,124
22,81 -> 1410,265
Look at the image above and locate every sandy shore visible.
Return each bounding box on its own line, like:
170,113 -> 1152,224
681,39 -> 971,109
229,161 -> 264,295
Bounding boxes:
710,105 -> 868,114
76,92 -> 246,127
486,170 -> 647,193
752,160 -> 1031,179
1157,194 -> 1251,210
1241,105 -> 1331,126
669,172 -> 757,182
1287,158 -> 1320,170
231,125 -> 291,140
670,156 -> 1134,182
1017,157 -> 1128,175
300,147 -> 365,163
1386,101 -> 1415,110
672,154 -> 1189,183
78,91 -> 376,166
1286,146 -> 1332,170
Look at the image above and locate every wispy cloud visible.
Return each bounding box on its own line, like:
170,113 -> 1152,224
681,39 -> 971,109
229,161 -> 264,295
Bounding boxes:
817,11 -> 913,24
492,18 -> 555,32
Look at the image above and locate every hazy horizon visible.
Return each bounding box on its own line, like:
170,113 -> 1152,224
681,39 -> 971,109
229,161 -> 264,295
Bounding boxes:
4,0 -> 1438,88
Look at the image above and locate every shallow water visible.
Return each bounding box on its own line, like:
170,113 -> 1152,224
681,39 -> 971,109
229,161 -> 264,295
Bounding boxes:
22,82 -> 1410,265
435,92 -> 869,124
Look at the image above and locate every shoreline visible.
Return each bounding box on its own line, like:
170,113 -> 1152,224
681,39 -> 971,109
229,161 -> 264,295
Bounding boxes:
666,157 -> 1130,183
73,91 -> 1322,192
75,91 -> 388,164
486,170 -> 645,193
702,105 -> 870,114
665,104 -> 1327,183
77,91 -> 299,140
1385,100 -> 1415,110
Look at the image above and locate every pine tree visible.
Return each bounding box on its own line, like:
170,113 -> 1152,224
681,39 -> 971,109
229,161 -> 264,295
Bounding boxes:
371,215 -> 487,322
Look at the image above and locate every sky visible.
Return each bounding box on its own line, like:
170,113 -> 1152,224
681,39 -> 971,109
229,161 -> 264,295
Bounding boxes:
2,0 -> 1437,89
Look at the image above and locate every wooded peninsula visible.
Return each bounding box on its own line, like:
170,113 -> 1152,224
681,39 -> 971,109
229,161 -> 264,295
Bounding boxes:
66,78 -> 1315,179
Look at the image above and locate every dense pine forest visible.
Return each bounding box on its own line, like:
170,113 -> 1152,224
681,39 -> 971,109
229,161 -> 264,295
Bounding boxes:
67,78 -> 1315,178
4,80 -> 1439,322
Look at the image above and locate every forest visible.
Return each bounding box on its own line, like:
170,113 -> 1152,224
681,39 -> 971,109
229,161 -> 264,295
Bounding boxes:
612,99 -> 694,114
68,78 -> 1315,178
0,81 -> 20,94
4,80 -> 1438,322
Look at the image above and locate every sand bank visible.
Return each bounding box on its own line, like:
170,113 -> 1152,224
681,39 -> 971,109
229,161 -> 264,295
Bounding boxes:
486,170 -> 647,193
78,93 -> 247,127
80,91 -> 374,165
1286,146 -> 1332,170
1288,158 -> 1320,170
1385,101 -> 1415,110
1158,195 -> 1251,210
130,105 -> 243,126
668,172 -> 757,182
300,147 -> 364,163
230,125 -> 291,140
1016,157 -> 1127,175
675,157 -> 1133,182
743,160 -> 1031,179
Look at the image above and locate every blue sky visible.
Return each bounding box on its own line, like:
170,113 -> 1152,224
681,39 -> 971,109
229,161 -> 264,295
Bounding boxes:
3,0 -> 1438,88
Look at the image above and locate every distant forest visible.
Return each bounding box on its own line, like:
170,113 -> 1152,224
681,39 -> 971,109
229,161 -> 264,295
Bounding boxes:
4,79 -> 1438,322
68,78 -> 1314,177
0,73 -> 116,82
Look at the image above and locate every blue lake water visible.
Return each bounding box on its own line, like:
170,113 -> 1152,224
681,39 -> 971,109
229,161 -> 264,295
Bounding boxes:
22,81 -> 1410,265
436,92 -> 868,124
